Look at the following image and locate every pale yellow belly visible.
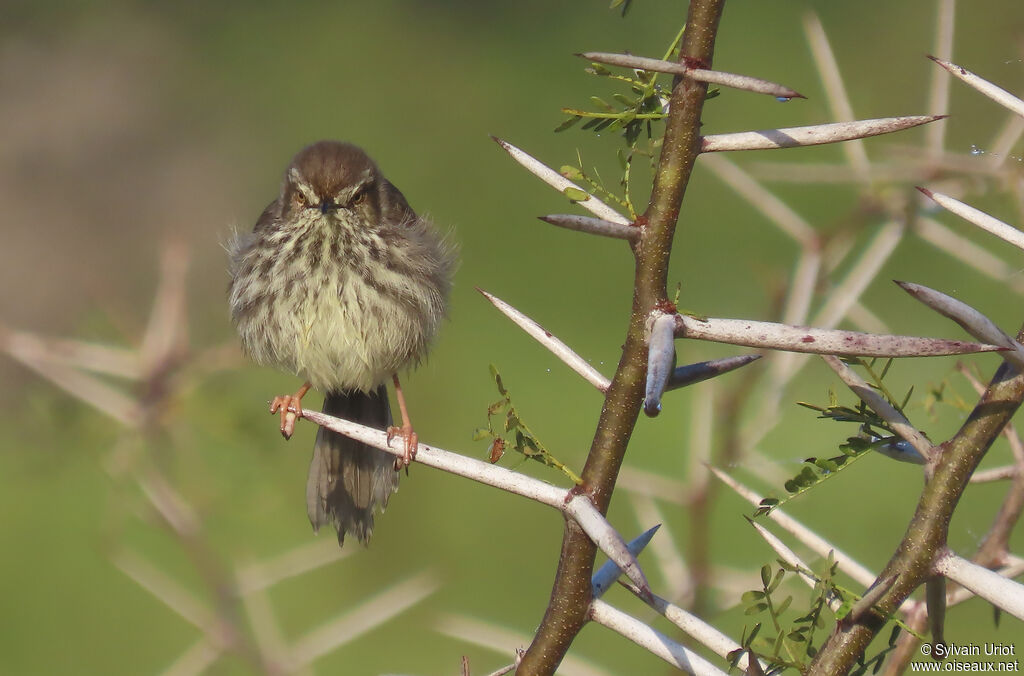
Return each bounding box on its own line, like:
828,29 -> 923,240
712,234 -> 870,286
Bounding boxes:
265,272 -> 430,393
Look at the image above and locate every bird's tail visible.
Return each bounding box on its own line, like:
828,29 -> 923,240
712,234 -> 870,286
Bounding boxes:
306,386 -> 399,545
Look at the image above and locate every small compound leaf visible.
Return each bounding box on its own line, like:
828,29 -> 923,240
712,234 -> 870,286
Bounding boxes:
742,590 -> 766,603
560,165 -> 584,180
563,187 -> 591,203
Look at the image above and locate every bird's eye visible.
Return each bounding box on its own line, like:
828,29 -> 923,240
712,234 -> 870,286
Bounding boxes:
294,192 -> 307,207
351,190 -> 366,206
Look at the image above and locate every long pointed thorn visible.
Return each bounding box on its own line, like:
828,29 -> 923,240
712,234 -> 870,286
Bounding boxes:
141,241 -> 190,372
477,288 -> 610,392
924,0 -> 955,154
538,214 -> 639,241
589,600 -> 730,675
291,572 -> 440,667
700,154 -> 818,245
0,326 -> 141,379
5,351 -> 139,426
666,354 -> 761,391
674,313 -> 1002,357
933,552 -> 1024,622
112,549 -> 217,631
928,55 -> 1024,118
813,219 -> 904,331
701,116 -> 945,152
490,137 -> 630,224
565,495 -> 650,596
746,519 -> 843,611
914,217 -> 1024,292
894,280 -> 1024,370
946,558 -> 1024,609
627,494 -> 691,599
709,466 -> 877,587
591,524 -> 661,598
988,115 -> 1024,169
803,10 -> 870,181
970,465 -> 1018,483
616,581 -> 761,671
916,187 -> 1024,251
237,539 -> 351,594
926,577 -> 947,648
579,51 -> 805,99
821,354 -> 935,460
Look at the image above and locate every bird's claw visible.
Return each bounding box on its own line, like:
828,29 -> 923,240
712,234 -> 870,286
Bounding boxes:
270,394 -> 304,439
387,424 -> 418,471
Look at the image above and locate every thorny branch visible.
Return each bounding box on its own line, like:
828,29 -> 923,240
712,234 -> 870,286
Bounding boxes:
516,1 -> 727,673
808,340 -> 1024,674
8,4 -> 1024,674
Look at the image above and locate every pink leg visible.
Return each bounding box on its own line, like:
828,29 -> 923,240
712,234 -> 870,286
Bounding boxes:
386,373 -> 419,470
269,381 -> 311,439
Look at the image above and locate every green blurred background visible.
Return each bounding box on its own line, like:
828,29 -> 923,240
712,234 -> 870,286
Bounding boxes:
2,1 -> 1023,674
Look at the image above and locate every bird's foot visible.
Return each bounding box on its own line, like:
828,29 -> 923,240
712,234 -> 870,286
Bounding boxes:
387,424 -> 418,471
269,382 -> 311,439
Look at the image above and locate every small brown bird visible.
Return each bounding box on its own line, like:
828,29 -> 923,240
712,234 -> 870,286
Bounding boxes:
228,141 -> 456,545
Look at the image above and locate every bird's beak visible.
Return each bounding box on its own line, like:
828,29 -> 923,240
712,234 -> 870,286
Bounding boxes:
320,198 -> 336,214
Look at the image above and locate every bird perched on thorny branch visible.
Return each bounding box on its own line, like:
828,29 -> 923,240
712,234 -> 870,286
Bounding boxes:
228,140 -> 456,545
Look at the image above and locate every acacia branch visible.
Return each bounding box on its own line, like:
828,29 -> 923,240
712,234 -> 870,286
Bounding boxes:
300,410 -> 650,592
808,350 -> 1024,674
515,1 -> 727,673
